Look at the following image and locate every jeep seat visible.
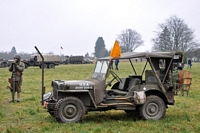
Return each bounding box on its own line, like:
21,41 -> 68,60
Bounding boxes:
108,78 -> 140,96
127,78 -> 141,91
107,78 -> 129,96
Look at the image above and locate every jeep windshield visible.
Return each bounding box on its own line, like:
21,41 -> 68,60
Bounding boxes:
92,60 -> 109,80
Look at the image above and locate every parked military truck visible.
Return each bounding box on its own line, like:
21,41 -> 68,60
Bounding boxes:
63,55 -> 93,64
24,54 -> 60,69
36,48 -> 184,123
69,56 -> 84,64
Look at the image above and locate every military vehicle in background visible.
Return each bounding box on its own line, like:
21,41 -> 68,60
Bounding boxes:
68,55 -> 83,64
23,54 -> 60,69
173,52 -> 184,70
0,59 -> 28,69
0,59 -> 9,68
84,58 -> 94,64
63,55 -> 93,64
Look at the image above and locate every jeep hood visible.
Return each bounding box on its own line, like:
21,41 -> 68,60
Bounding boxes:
52,80 -> 95,90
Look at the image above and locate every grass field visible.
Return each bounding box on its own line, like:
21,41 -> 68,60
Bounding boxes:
0,62 -> 200,133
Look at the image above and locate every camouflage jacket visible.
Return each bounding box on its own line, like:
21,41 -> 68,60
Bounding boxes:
9,61 -> 25,81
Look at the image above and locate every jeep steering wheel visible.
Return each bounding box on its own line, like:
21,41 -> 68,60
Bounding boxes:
110,71 -> 122,83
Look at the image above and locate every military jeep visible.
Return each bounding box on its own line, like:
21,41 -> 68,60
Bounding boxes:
39,50 -> 183,123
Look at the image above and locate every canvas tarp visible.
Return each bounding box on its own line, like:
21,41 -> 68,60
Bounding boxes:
99,52 -> 176,60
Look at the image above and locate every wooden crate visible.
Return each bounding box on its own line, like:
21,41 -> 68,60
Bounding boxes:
178,70 -> 192,96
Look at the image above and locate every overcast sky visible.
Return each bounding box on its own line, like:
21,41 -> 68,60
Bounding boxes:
0,0 -> 200,56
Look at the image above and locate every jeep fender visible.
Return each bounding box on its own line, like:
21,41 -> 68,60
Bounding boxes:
145,90 -> 173,105
57,90 -> 97,108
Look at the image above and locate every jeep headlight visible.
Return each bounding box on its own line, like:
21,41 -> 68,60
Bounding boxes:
43,92 -> 52,101
64,84 -> 70,90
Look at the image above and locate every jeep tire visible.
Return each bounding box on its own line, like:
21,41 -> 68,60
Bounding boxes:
139,95 -> 166,120
55,97 -> 85,123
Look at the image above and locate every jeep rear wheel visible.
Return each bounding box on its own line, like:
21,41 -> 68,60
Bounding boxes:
55,97 -> 85,123
139,95 -> 166,120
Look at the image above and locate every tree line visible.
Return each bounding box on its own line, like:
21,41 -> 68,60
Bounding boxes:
0,46 -> 37,60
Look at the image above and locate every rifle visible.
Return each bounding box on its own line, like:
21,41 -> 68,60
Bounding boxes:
8,63 -> 16,102
12,63 -> 16,102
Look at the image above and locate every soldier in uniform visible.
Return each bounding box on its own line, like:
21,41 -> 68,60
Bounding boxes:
9,54 -> 25,102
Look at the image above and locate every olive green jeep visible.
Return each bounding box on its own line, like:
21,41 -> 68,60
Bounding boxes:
36,47 -> 183,123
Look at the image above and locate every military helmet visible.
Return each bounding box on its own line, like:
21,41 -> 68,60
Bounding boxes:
13,54 -> 21,60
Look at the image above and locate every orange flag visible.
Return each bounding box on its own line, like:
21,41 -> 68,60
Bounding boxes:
110,40 -> 121,58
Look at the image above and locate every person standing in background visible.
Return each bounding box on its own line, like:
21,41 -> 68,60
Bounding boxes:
115,59 -> 119,70
188,58 -> 192,69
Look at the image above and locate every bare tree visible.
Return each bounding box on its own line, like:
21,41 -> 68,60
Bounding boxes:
152,15 -> 199,52
117,29 -> 143,52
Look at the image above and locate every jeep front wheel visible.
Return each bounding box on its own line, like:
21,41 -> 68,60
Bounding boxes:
139,95 -> 166,120
55,97 -> 85,123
